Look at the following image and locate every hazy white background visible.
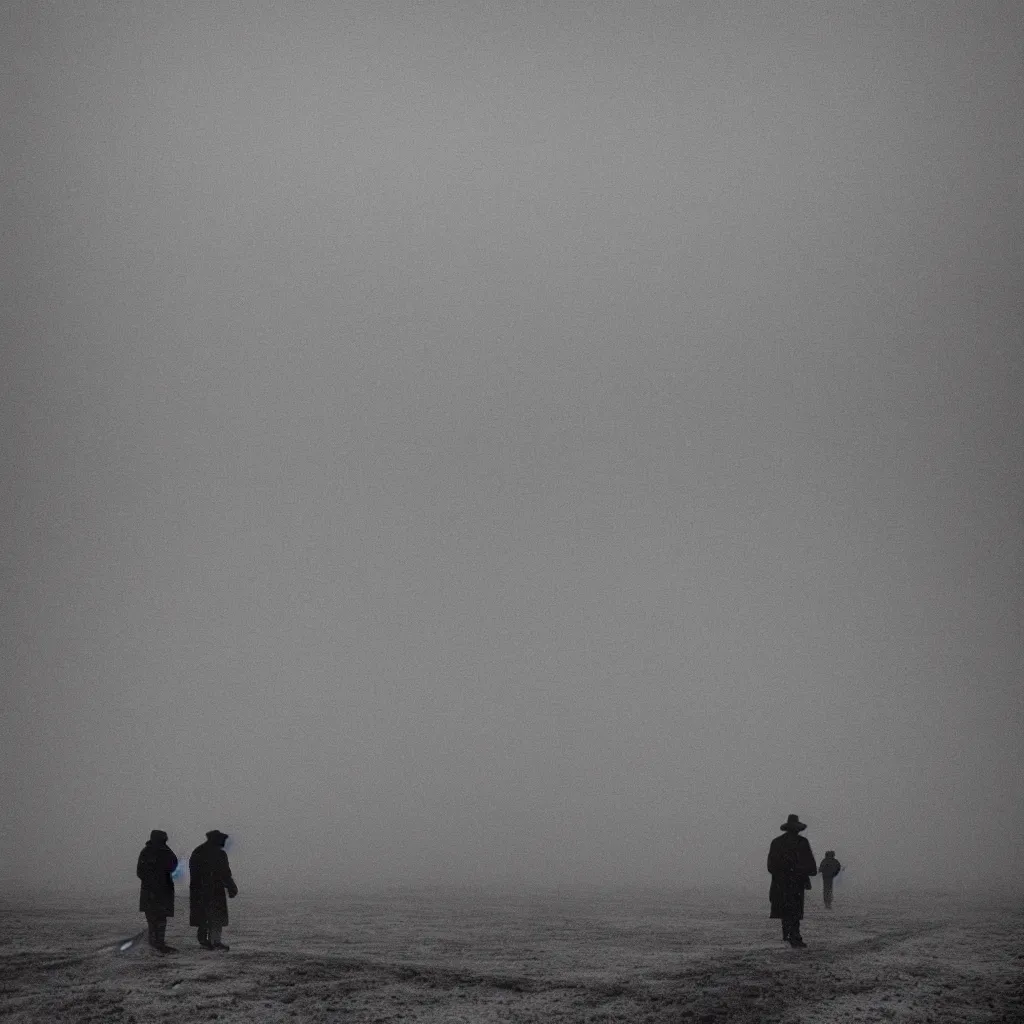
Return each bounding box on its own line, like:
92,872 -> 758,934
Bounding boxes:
3,1 -> 1022,897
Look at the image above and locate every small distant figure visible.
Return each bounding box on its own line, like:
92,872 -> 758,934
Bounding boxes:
189,830 -> 238,951
767,814 -> 817,948
819,850 -> 842,908
136,829 -> 178,953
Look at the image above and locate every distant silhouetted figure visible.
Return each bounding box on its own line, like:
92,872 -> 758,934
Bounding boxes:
189,830 -> 238,951
136,829 -> 178,953
819,850 -> 842,908
767,814 -> 817,947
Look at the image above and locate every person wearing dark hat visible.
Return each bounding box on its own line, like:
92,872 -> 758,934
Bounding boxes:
819,850 -> 842,908
767,814 -> 817,947
136,829 -> 178,953
189,830 -> 238,950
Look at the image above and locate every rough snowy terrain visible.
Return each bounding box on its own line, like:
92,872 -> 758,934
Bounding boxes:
1,887 -> 1020,1022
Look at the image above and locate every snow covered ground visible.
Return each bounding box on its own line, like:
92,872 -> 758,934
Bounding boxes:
1,886 -> 1021,1022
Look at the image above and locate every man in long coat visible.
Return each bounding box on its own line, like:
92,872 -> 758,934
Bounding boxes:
767,814 -> 817,947
136,829 -> 178,953
189,830 -> 238,950
819,850 -> 842,908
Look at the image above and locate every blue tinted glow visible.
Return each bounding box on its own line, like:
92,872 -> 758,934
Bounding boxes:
171,862 -> 185,881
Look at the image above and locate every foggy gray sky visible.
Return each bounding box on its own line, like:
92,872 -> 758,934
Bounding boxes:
3,1 -> 1022,896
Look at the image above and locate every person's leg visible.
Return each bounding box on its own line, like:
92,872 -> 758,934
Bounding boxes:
155,918 -> 177,953
197,920 -> 212,948
209,924 -> 229,949
788,917 -> 806,946
145,912 -> 160,948
781,916 -> 792,941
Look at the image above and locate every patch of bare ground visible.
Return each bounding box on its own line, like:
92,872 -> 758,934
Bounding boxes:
0,892 -> 1021,1022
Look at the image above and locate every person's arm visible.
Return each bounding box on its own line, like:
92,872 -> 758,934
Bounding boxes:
801,841 -> 818,877
221,852 -> 238,898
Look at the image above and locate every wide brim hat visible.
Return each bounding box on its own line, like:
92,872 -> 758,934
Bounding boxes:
780,814 -> 807,832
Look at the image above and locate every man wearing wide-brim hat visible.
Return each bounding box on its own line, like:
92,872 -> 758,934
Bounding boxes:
189,830 -> 238,950
767,814 -> 817,947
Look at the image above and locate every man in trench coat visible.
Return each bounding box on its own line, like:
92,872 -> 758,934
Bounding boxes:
767,814 -> 817,947
136,829 -> 178,953
189,830 -> 238,950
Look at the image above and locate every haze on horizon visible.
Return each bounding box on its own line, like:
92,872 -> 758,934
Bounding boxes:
3,1 -> 1022,901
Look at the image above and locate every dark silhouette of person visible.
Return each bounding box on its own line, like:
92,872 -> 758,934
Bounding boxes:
819,850 -> 842,908
136,829 -> 178,953
189,830 -> 238,950
767,814 -> 817,947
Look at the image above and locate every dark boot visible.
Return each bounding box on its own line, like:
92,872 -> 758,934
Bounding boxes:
789,929 -> 806,948
197,926 -> 213,950
146,917 -> 160,949
155,922 -> 177,953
